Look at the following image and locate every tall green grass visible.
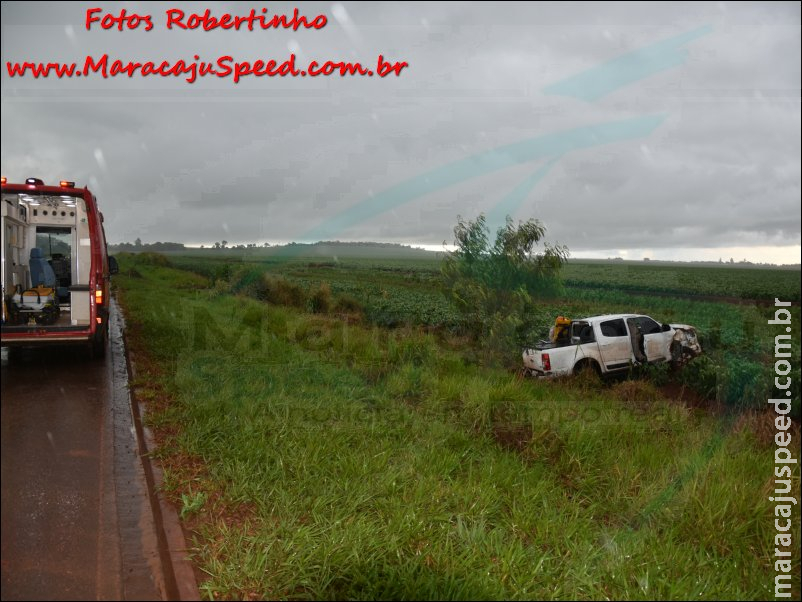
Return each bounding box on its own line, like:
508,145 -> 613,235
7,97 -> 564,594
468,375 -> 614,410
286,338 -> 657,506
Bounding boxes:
114,257 -> 799,600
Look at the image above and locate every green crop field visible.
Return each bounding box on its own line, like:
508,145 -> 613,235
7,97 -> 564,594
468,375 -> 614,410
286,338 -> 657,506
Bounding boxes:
562,259 -> 801,302
161,252 -> 800,410
113,250 -> 800,600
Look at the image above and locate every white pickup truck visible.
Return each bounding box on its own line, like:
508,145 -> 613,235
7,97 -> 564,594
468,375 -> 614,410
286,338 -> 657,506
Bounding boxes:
522,314 -> 702,378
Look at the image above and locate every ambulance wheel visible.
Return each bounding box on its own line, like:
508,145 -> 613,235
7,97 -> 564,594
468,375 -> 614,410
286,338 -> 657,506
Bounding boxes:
90,323 -> 108,359
3,346 -> 22,363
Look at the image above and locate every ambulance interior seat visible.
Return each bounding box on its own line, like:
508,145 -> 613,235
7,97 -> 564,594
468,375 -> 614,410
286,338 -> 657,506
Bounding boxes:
30,248 -> 57,288
30,248 -> 70,301
49,253 -> 71,301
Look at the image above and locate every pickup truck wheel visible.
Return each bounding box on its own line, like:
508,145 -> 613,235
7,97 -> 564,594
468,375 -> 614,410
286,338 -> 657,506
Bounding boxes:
669,341 -> 690,370
574,359 -> 601,379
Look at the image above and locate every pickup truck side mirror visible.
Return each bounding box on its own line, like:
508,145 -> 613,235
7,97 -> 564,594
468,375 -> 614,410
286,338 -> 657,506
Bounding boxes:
661,323 -> 671,332
571,336 -> 581,345
108,255 -> 119,275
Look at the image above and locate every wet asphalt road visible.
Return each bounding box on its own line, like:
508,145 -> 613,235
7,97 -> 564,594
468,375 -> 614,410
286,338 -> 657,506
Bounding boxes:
1,303 -> 167,601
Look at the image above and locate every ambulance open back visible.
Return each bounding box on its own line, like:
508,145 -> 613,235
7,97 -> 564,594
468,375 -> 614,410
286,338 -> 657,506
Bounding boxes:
1,177 -> 118,356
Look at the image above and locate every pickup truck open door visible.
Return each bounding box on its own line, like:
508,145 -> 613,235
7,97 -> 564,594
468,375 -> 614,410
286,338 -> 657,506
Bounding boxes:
631,315 -> 670,363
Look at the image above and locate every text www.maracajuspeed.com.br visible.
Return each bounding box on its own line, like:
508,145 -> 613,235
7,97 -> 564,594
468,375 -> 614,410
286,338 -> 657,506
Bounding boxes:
6,53 -> 409,83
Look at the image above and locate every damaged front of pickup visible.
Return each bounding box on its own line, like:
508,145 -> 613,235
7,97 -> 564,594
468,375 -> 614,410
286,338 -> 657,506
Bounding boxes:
522,314 -> 702,378
667,323 -> 703,368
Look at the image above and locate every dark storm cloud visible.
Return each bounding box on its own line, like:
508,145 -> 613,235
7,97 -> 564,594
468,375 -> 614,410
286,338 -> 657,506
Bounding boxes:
1,1 -> 799,261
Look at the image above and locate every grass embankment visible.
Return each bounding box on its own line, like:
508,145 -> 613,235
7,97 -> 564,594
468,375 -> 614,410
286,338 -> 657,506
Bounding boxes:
114,256 -> 800,600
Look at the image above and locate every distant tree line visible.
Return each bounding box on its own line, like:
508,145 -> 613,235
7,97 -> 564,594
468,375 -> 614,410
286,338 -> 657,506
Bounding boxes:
311,241 -> 423,248
109,239 -> 273,252
109,239 -> 431,253
110,239 -> 186,253
208,241 -> 271,249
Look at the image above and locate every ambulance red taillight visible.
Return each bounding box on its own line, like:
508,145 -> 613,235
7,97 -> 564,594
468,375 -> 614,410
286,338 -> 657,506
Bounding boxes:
95,287 -> 103,306
542,353 -> 551,372
1,176 -> 7,185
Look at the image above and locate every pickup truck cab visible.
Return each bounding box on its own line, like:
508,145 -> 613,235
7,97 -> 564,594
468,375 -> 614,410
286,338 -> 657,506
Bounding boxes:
522,314 -> 701,378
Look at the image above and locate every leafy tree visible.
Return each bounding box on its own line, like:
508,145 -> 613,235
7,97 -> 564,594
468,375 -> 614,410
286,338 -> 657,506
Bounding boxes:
443,214 -> 567,307
442,214 -> 568,363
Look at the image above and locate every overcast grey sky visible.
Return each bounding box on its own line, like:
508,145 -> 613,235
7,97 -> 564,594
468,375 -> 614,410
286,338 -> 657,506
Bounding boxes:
1,1 -> 800,263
